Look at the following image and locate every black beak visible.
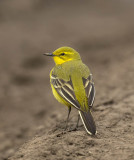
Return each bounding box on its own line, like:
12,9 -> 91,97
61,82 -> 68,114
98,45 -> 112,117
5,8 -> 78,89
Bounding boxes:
43,53 -> 54,56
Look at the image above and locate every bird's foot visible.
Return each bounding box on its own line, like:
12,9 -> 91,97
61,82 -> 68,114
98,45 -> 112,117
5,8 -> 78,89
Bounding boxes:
64,126 -> 78,132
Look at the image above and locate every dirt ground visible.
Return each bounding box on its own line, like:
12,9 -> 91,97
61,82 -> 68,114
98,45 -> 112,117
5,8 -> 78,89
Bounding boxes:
0,1 -> 134,160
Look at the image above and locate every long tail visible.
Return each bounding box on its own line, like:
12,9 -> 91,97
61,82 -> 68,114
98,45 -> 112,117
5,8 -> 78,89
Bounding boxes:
79,110 -> 96,135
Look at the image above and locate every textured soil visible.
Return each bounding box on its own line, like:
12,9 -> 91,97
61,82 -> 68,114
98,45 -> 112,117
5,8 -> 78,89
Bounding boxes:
0,1 -> 134,160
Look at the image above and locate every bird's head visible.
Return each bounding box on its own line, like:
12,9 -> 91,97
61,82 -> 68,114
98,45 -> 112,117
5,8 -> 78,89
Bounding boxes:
44,47 -> 81,65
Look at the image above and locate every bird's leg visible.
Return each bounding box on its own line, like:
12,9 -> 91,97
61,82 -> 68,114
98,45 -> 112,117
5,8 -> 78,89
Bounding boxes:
70,114 -> 80,131
75,114 -> 80,129
65,106 -> 71,130
65,114 -> 80,132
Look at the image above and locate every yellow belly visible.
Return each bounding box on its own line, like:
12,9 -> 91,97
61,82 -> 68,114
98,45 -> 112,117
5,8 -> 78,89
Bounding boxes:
51,84 -> 71,107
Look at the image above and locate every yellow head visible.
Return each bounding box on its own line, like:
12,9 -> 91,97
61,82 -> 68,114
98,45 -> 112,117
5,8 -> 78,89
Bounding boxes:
44,47 -> 81,65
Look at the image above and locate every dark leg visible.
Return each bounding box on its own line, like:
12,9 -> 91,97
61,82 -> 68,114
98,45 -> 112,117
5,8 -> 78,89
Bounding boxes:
76,114 -> 80,129
68,114 -> 80,132
65,107 -> 71,130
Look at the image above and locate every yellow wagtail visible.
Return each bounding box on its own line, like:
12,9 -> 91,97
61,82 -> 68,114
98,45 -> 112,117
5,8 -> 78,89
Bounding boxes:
44,47 -> 96,135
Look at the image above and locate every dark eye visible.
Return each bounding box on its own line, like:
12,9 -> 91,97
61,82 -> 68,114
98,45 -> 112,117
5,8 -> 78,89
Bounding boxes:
60,53 -> 65,56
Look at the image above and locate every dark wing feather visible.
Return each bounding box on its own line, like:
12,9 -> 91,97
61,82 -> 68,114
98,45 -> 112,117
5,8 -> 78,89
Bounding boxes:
82,74 -> 95,107
51,74 -> 81,110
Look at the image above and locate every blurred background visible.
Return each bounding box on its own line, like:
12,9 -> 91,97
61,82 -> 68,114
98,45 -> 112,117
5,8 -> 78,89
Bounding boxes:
0,0 -> 134,159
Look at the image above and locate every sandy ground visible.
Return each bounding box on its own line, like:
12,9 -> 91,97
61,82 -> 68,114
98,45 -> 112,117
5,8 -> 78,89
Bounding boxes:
0,1 -> 134,160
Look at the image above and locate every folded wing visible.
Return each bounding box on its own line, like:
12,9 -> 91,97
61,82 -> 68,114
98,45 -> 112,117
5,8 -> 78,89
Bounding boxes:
82,74 -> 95,107
50,73 -> 81,110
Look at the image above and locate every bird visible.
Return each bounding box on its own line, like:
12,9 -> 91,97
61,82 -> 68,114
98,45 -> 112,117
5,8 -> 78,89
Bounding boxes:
43,46 -> 96,135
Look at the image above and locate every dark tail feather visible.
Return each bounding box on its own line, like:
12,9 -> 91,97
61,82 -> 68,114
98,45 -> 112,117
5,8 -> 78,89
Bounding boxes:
79,110 -> 96,135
